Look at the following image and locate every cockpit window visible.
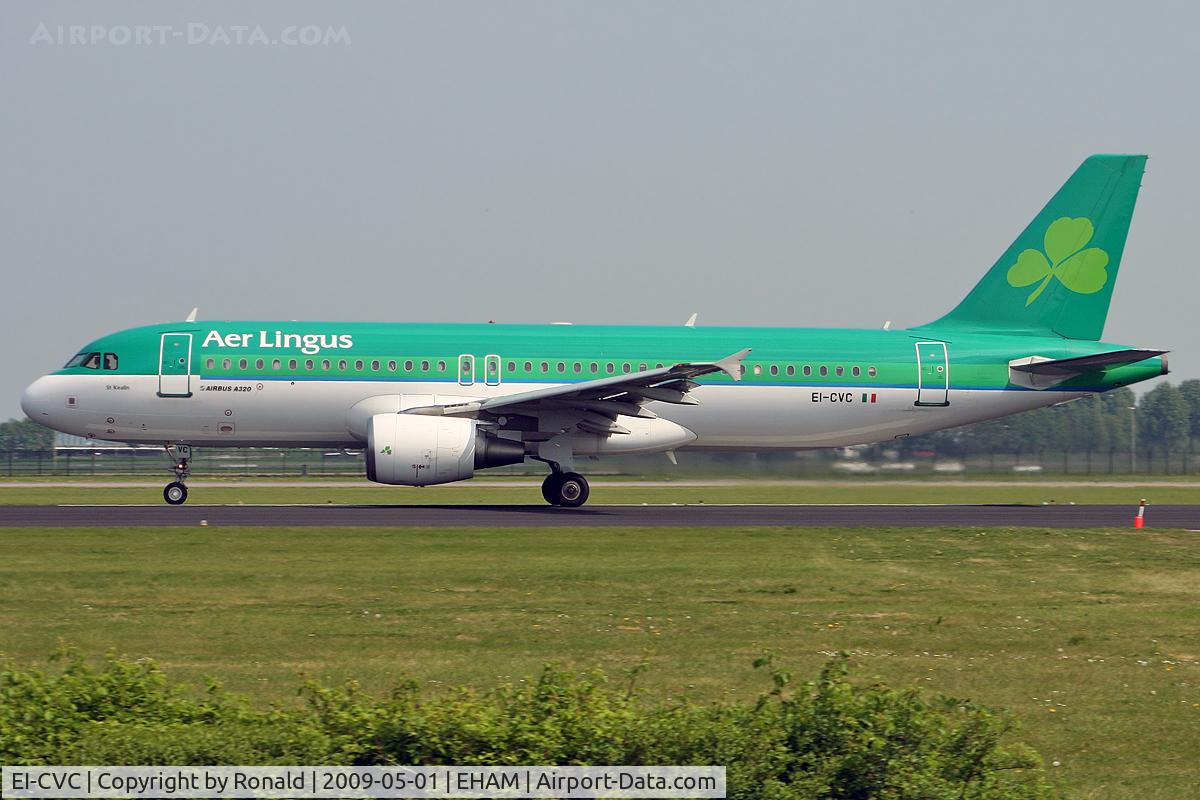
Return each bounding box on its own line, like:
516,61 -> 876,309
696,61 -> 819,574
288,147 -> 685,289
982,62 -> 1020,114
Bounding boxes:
81,353 -> 102,370
103,353 -> 119,370
64,353 -> 89,368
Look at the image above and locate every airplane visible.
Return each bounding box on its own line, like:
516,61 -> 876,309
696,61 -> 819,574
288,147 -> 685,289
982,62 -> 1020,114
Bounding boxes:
20,154 -> 1167,507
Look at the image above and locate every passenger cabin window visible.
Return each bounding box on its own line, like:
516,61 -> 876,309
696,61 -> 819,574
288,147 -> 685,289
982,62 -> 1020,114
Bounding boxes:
371,360 -> 380,371
322,359 -> 331,370
222,358 -> 232,370
606,363 -> 615,374
404,360 -> 413,371
557,362 -> 566,373
256,359 -> 265,370
273,359 -> 283,370
868,366 -> 878,377
753,364 -> 762,376
819,366 -> 828,377
803,365 -> 812,376
239,358 -> 248,370
290,359 -> 299,370
205,358 -> 215,370
421,360 -> 430,371
770,365 -> 779,376
354,360 -> 363,370
338,359 -> 347,370
507,361 -> 516,372
307,359 -> 316,370
387,360 -> 397,371
852,366 -> 861,377
786,365 -> 795,376
835,366 -> 844,377
437,360 -> 447,371
525,361 -> 534,372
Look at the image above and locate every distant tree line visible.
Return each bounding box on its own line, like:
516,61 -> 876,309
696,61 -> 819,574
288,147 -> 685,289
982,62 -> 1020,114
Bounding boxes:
0,418 -> 55,455
895,380 -> 1200,470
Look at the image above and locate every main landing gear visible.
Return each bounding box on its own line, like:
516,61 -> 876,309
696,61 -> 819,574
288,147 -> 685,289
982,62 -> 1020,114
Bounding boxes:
541,471 -> 590,507
163,444 -> 191,506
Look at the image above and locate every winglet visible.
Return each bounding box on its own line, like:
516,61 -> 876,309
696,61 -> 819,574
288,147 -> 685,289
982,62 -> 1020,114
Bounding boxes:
684,312 -> 698,328
715,348 -> 752,381
185,307 -> 198,323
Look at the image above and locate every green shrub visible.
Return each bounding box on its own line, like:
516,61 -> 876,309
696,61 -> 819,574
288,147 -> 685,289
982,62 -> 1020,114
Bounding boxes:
58,721 -> 332,765
0,650 -> 1059,799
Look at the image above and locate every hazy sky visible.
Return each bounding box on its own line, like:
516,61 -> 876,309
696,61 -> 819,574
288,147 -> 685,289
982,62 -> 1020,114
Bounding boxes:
3,1 -> 1197,417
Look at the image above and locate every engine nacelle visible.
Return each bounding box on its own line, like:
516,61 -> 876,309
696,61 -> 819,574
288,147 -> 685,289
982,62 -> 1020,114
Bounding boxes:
366,413 -> 524,486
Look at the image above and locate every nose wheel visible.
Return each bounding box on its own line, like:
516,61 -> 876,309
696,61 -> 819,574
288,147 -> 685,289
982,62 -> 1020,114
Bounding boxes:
164,482 -> 188,505
541,471 -> 590,507
162,444 -> 192,506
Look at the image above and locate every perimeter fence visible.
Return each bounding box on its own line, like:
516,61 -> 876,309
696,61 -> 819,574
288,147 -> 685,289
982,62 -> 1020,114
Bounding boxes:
0,446 -> 1196,478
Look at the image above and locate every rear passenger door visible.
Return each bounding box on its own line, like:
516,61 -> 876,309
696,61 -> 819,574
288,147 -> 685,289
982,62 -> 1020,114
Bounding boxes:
914,341 -> 949,406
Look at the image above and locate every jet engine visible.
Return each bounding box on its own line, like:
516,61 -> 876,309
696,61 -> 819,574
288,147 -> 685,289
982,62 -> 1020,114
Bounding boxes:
366,413 -> 525,486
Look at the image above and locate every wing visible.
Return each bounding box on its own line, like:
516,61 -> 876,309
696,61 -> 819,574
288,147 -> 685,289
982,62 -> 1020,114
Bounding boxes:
404,348 -> 751,435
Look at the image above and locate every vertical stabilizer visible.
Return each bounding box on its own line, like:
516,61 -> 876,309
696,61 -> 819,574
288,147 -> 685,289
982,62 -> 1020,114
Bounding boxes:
924,155 -> 1146,340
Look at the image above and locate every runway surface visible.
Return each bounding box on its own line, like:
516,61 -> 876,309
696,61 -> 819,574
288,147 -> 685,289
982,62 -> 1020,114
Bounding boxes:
1,504 -> 1197,528
5,479 -> 1200,488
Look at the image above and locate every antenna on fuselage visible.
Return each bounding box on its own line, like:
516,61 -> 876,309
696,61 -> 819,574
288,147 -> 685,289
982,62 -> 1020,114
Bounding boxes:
684,312 -> 698,327
883,320 -> 891,330
185,307 -> 198,323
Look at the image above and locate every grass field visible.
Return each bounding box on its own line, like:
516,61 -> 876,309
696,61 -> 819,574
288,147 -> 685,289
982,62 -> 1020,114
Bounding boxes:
0,480 -> 1197,505
1,523 -> 1197,798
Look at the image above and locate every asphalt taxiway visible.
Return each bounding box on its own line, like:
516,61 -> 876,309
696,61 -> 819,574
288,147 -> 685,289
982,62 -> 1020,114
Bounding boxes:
1,504 -> 1197,528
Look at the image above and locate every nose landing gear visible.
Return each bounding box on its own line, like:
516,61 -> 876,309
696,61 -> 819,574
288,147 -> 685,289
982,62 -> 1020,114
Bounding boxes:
162,444 -> 192,506
164,481 -> 188,505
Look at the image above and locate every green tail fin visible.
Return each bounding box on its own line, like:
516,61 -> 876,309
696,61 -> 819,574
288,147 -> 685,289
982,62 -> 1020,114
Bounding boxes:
925,154 -> 1146,340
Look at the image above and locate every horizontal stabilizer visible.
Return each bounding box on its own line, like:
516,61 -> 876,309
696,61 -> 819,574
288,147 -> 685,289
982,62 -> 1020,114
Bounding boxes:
1010,349 -> 1166,376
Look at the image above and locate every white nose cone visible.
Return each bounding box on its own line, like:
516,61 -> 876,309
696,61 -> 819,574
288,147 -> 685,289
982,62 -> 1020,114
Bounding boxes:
20,376 -> 51,421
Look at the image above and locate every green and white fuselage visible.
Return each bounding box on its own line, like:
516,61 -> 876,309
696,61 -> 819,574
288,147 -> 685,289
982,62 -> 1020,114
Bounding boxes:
22,321 -> 1165,451
19,154 -> 1169,505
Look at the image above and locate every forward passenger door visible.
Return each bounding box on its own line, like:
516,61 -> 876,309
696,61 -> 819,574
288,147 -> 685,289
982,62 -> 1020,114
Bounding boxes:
158,333 -> 193,397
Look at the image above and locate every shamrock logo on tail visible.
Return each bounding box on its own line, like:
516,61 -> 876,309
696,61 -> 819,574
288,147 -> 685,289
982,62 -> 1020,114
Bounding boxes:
1006,217 -> 1110,306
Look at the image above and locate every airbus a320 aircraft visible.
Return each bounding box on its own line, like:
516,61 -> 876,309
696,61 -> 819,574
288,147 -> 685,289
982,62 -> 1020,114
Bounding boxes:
21,155 -> 1167,507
